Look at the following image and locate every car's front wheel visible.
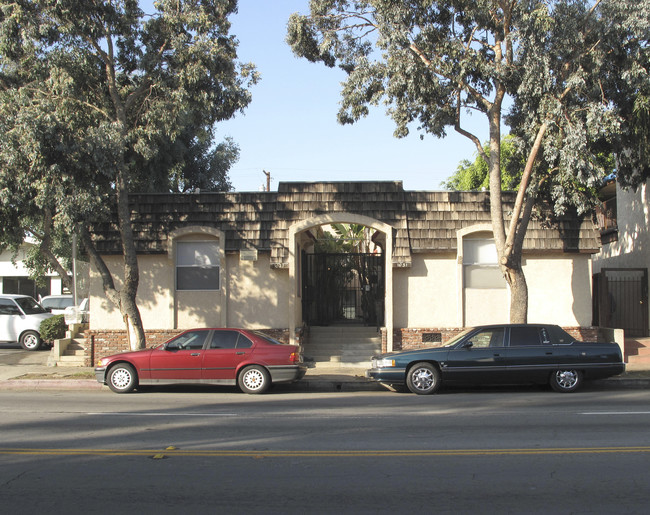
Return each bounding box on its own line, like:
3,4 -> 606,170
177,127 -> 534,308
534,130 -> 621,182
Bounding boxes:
550,369 -> 582,393
107,363 -> 138,393
20,330 -> 42,351
238,365 -> 270,394
406,362 -> 441,395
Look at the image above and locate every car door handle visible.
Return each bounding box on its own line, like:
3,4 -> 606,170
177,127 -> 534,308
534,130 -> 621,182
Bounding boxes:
545,352 -> 553,355
191,353 -> 201,356
236,352 -> 246,355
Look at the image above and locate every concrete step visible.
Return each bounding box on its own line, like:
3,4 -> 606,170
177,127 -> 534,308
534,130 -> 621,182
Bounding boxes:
308,360 -> 372,369
305,326 -> 381,367
625,338 -> 650,362
57,355 -> 86,367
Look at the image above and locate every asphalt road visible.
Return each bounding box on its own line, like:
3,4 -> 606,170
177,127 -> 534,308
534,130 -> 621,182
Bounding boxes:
1,387 -> 650,514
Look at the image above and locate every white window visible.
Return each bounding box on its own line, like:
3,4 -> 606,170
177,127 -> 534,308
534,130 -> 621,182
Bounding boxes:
463,238 -> 505,289
176,241 -> 220,291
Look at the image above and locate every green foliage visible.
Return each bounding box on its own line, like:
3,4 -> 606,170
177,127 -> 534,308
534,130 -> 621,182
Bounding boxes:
40,315 -> 66,342
287,1 -> 650,215
444,136 -> 524,191
0,0 -> 258,259
0,0 -> 259,346
313,224 -> 376,253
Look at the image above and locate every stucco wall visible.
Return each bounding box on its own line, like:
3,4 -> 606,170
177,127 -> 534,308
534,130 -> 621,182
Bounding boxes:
225,252 -> 290,329
393,254 -> 457,328
89,251 -> 290,331
593,180 -> 650,272
89,254 -> 179,330
392,252 -> 593,329
524,254 -> 593,326
91,249 -> 594,332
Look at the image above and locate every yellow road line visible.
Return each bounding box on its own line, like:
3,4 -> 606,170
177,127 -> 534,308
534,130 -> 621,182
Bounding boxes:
2,446 -> 650,457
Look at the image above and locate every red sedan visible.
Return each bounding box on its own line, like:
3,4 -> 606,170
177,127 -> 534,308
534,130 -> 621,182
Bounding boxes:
95,328 -> 306,394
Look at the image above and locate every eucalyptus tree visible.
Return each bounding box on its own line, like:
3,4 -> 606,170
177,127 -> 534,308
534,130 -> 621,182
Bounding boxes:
288,0 -> 649,322
0,0 -> 257,348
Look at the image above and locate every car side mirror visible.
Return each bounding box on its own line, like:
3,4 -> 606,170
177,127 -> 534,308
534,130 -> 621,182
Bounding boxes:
461,341 -> 474,349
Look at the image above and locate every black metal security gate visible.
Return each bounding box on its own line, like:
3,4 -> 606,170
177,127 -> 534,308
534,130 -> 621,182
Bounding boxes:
302,253 -> 384,327
593,268 -> 648,337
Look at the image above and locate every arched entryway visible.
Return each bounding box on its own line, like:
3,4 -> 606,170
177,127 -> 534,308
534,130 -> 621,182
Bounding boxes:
288,214 -> 394,351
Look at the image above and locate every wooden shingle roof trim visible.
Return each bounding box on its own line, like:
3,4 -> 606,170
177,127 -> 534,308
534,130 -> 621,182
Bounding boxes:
92,181 -> 601,267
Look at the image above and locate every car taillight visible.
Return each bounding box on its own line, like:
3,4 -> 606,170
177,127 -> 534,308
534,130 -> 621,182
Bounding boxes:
289,352 -> 299,363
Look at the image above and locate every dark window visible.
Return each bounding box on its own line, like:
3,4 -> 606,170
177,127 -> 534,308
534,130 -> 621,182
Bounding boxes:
468,328 -> 505,348
3,277 -> 49,298
210,331 -> 240,349
0,299 -> 21,315
176,241 -> 220,291
15,297 -> 47,315
167,330 -> 209,350
547,325 -> 575,344
509,327 -> 547,346
236,334 -> 253,349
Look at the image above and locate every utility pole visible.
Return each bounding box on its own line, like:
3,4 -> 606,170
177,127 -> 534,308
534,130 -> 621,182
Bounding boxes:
263,170 -> 271,192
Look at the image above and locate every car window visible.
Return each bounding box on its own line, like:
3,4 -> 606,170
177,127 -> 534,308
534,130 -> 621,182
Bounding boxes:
210,330 -> 240,349
167,330 -> 209,350
468,328 -> 505,348
236,334 -> 253,349
547,325 -> 575,344
14,297 -> 47,314
252,331 -> 284,345
0,299 -> 21,316
42,297 -> 74,309
510,327 -> 549,346
443,327 -> 475,347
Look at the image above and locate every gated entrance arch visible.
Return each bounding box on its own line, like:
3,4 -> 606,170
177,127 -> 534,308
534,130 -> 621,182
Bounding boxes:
302,252 -> 385,327
288,214 -> 394,350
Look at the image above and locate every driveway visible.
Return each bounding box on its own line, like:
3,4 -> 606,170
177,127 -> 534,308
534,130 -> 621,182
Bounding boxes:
0,343 -> 52,380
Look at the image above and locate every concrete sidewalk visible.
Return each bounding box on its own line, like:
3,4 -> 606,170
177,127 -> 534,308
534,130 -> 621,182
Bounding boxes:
0,347 -> 382,391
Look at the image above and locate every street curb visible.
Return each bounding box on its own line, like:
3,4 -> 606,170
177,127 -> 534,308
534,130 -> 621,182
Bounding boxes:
0,376 -> 647,392
0,379 -> 103,390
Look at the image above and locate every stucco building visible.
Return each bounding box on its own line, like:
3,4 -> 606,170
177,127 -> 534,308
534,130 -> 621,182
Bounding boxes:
84,181 -> 601,363
592,178 -> 649,338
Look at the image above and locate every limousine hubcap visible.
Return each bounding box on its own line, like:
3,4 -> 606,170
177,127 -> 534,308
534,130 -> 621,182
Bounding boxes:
556,370 -> 577,388
412,368 -> 434,389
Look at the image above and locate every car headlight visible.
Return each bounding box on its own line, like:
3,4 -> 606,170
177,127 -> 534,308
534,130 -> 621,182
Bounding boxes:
373,358 -> 395,368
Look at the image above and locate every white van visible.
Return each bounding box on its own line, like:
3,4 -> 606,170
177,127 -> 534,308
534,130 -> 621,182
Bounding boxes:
0,295 -> 54,350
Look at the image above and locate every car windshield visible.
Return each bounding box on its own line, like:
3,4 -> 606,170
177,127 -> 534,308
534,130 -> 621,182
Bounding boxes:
442,328 -> 475,347
15,297 -> 48,314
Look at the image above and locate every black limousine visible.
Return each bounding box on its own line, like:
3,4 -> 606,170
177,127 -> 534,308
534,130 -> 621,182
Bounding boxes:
366,324 -> 625,394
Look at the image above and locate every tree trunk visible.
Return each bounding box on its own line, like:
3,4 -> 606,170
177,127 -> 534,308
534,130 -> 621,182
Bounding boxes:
114,165 -> 146,350
506,254 -> 528,323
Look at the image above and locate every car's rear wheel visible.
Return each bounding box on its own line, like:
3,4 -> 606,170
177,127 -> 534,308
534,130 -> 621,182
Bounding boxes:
550,369 -> 582,393
238,365 -> 270,394
107,363 -> 137,393
406,362 -> 441,395
20,330 -> 42,351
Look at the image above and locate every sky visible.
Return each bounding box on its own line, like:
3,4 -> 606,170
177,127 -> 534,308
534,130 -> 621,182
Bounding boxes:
150,1 -> 489,193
